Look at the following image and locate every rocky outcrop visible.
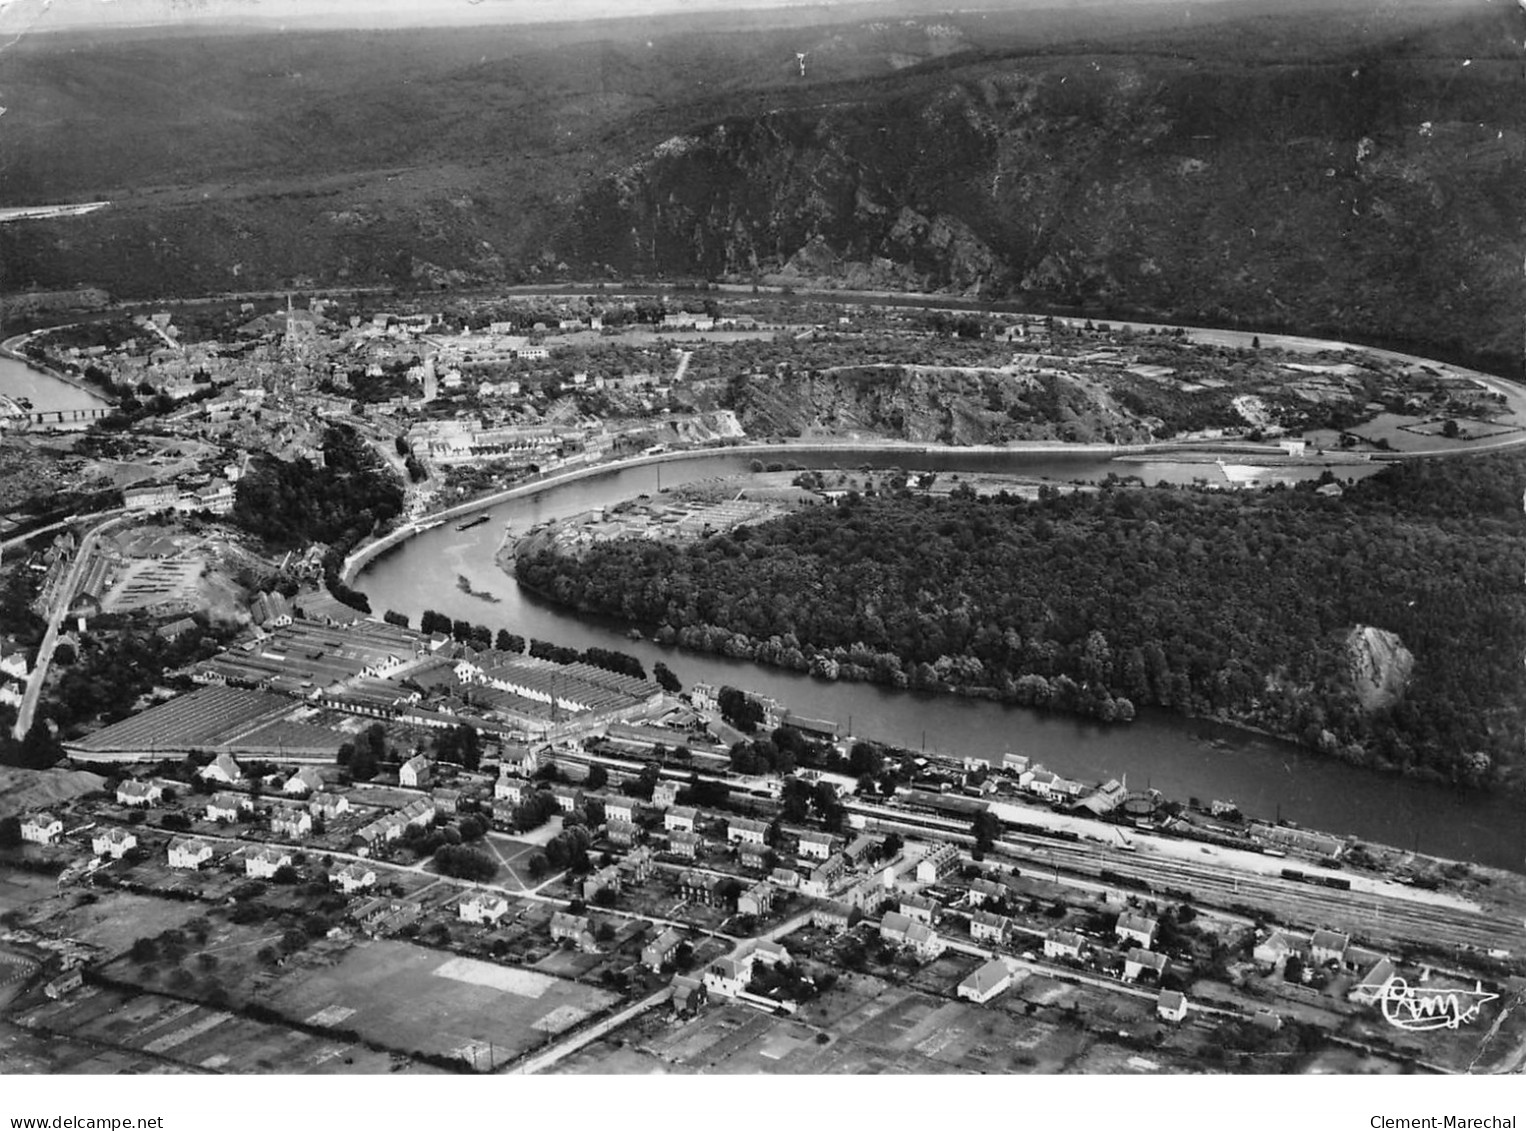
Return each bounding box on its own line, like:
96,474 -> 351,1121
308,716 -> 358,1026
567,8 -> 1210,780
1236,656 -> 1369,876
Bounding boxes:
1345,626 -> 1415,712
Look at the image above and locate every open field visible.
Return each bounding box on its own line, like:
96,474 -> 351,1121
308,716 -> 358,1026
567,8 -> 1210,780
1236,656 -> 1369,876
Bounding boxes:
0,768 -> 106,817
12,889 -> 208,957
262,939 -> 618,1068
478,835 -> 546,890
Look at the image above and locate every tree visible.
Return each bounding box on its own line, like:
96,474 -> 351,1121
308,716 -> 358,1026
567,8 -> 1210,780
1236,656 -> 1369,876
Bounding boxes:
10,723 -> 64,770
973,810 -> 1001,854
434,844 -> 498,882
653,662 -> 682,693
717,686 -> 765,732
129,937 -> 160,963
586,765 -> 609,790
848,741 -> 884,777
383,609 -> 410,629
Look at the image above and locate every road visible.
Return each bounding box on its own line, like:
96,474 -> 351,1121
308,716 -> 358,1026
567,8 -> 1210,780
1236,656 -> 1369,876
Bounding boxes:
12,514 -> 122,740
1,507 -> 125,555
511,987 -> 672,1074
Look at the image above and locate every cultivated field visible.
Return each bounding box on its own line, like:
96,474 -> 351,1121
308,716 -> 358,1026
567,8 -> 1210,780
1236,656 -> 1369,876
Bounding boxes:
9,984 -> 434,1074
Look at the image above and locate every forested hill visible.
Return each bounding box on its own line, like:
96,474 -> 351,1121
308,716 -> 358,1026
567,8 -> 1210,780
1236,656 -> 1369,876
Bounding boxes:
516,458 -> 1526,787
0,2 -> 1521,374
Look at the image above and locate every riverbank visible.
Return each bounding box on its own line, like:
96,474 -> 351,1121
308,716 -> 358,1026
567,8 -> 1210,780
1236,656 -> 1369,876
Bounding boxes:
344,441 -> 1132,583
343,434 -> 1381,584
0,332 -> 114,405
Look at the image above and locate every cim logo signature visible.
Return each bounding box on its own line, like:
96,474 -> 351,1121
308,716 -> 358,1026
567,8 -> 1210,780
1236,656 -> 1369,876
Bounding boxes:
1379,976 -> 1498,1032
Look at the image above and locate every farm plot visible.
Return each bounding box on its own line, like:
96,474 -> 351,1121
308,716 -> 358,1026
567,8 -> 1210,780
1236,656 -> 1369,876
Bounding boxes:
12,984 -> 420,1074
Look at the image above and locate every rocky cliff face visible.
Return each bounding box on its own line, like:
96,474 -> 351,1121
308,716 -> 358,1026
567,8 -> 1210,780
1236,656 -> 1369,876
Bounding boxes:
561,13 -> 1525,373
1345,625 -> 1416,712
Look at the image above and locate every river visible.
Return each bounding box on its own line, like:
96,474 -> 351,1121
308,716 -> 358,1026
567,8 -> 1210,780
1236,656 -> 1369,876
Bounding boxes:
356,448 -> 1526,873
0,351 -> 109,418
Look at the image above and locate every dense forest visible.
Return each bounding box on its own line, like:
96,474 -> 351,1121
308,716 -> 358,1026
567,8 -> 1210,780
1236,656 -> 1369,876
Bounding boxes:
517,457 -> 1526,787
231,426 -> 405,610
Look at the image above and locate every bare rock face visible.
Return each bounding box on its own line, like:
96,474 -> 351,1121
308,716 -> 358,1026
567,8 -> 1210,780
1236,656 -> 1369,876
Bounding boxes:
1345,626 -> 1415,712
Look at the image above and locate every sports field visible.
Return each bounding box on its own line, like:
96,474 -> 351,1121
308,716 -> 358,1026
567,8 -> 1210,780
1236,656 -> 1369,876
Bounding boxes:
266,939 -> 618,1068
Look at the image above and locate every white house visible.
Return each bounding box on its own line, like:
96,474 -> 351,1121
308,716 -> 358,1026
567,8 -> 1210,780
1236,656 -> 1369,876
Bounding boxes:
1001,752 -> 1030,775
399,799 -> 435,829
643,927 -> 684,971
206,792 -> 251,823
737,882 -> 774,918
903,921 -> 945,960
21,813 -> 63,845
270,806 -> 313,839
665,806 -> 697,835
1115,912 -> 1158,950
116,780 -> 164,807
168,838 -> 214,870
605,798 -> 637,824
915,842 -> 960,884
333,863 -> 377,894
1252,930 -> 1308,970
958,958 -> 1013,1005
399,754 -> 432,789
880,911 -> 945,960
1043,930 -> 1084,961
969,910 -> 1010,945
702,953 -> 754,999
494,777 -> 526,804
499,744 -> 541,777
282,767 -> 324,796
308,792 -> 350,820
1311,928 -> 1352,969
459,892 -> 509,925
199,752 -> 242,785
1157,989 -> 1189,1023
727,817 -> 768,847
651,781 -> 680,810
550,911 -> 598,953
245,846 -> 292,879
91,827 -> 137,858
798,832 -> 834,861
1124,948 -> 1169,983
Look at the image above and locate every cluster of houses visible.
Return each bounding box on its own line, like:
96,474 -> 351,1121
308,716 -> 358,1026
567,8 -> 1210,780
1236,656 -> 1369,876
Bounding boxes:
1252,925 -> 1399,1005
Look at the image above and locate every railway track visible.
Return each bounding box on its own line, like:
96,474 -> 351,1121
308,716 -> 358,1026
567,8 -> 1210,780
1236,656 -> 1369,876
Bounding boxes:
844,796 -> 1520,957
